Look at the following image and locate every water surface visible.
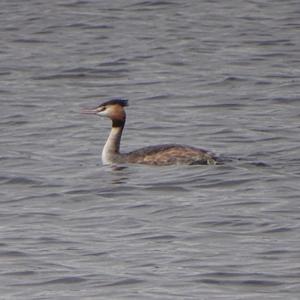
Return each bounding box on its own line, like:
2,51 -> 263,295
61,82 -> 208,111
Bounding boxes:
1,0 -> 300,299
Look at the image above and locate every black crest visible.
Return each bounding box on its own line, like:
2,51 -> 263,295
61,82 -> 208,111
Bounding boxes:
100,99 -> 128,107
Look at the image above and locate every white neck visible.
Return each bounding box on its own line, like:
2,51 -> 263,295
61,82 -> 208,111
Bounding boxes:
102,125 -> 123,165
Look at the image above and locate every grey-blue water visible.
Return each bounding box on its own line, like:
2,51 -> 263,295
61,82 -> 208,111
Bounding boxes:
1,1 -> 300,299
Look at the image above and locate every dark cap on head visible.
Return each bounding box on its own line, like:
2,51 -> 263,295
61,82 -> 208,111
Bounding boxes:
100,99 -> 128,107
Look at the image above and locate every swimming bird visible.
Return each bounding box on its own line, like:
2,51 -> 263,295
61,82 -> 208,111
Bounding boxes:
82,99 -> 218,166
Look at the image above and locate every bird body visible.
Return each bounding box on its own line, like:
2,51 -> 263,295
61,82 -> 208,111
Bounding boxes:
82,99 -> 218,166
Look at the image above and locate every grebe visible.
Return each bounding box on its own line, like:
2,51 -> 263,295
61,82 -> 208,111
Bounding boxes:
82,99 -> 218,166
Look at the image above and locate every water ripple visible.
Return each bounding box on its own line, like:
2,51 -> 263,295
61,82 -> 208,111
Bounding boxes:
1,0 -> 300,299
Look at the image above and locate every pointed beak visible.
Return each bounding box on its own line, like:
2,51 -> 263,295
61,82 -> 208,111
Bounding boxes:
80,108 -> 98,115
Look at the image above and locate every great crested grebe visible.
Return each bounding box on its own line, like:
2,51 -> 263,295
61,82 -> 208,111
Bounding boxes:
82,99 -> 218,166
